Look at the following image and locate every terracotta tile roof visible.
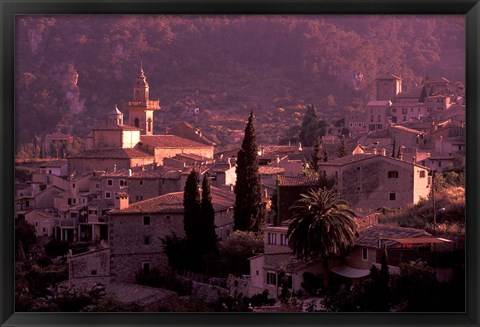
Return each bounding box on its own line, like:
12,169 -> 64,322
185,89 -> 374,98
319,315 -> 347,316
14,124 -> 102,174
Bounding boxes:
140,135 -> 211,148
175,153 -> 211,161
39,159 -> 68,168
103,169 -> 131,178
277,175 -> 319,187
391,125 -> 425,135
318,153 -> 429,169
109,186 -> 234,215
165,122 -> 216,146
209,163 -> 233,173
259,166 -> 285,175
129,169 -> 165,179
356,225 -> 430,248
216,148 -> 240,159
69,148 -> 153,159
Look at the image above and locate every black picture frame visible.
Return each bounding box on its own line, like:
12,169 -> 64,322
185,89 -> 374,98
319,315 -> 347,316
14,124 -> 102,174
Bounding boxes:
1,0 -> 479,326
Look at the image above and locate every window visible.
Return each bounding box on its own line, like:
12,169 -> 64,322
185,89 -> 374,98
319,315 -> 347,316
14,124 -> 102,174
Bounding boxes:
268,233 -> 276,245
280,234 -> 289,246
107,179 -> 113,186
35,221 -> 39,227
144,236 -> 150,245
256,270 -> 259,276
142,262 -> 150,273
356,166 -> 361,171
72,183 -> 76,188
388,171 -> 399,178
120,180 -> 126,186
105,192 -> 111,199
438,161 -> 442,168
389,193 -> 396,201
91,270 -> 97,276
419,171 -> 426,178
165,215 -> 171,223
140,180 -> 144,186
362,248 -> 368,260
143,216 -> 150,225
266,272 -> 277,285
370,115 -> 374,123
136,195 -> 144,201
72,198 -> 76,204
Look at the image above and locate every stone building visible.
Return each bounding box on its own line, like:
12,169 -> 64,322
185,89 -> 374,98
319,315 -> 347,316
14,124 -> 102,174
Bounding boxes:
108,187 -> 235,283
375,73 -> 402,101
317,153 -> 431,210
68,66 -> 214,173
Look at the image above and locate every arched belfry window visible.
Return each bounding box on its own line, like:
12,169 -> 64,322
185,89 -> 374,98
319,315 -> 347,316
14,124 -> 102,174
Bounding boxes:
134,118 -> 140,128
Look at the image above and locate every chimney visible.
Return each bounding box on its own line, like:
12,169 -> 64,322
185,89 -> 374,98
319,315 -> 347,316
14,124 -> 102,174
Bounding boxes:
114,192 -> 129,210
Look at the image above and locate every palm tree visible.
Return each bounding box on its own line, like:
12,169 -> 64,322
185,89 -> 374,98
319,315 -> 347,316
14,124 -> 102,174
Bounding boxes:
287,188 -> 358,289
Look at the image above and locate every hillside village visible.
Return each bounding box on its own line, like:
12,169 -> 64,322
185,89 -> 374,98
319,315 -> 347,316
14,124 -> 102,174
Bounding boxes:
15,65 -> 465,312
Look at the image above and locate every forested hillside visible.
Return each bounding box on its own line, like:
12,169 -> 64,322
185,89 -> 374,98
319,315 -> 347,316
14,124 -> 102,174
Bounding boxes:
15,15 -> 464,147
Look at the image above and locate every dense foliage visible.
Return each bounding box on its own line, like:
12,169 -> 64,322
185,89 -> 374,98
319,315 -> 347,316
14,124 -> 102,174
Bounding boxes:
200,173 -> 218,255
16,15 -> 464,147
234,112 -> 265,232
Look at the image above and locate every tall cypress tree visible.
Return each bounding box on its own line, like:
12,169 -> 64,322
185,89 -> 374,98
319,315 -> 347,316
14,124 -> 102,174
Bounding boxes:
201,173 -> 218,254
338,136 -> 347,158
234,111 -> 265,232
391,138 -> 397,158
183,169 -> 201,247
309,136 -> 323,173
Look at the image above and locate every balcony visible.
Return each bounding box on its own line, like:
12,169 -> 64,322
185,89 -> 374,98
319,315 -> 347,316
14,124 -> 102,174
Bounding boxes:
85,215 -> 108,224
54,217 -> 79,228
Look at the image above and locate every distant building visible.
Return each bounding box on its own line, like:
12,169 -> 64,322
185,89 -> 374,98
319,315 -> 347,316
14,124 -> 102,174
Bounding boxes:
68,66 -> 214,173
318,153 -> 431,210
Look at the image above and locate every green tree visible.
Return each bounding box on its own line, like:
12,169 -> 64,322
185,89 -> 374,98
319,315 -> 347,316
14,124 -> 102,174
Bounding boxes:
200,173 -> 218,254
395,259 -> 440,311
309,136 -> 323,173
299,104 -> 323,147
362,249 -> 390,311
183,169 -> 201,255
234,111 -> 265,232
15,220 -> 37,260
287,188 -> 357,288
337,136 -> 348,158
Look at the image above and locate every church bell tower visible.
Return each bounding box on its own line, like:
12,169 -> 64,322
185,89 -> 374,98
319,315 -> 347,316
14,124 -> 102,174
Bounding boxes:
125,63 -> 160,135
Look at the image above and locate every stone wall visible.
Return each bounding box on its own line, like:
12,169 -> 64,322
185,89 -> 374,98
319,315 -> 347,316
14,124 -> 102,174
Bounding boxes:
109,213 -> 185,283
68,247 -> 111,280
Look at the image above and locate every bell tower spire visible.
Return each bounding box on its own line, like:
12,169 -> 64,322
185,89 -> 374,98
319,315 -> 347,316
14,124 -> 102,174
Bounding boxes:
125,63 -> 160,135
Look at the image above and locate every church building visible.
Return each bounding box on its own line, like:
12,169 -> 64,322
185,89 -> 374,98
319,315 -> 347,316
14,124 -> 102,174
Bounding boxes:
68,65 -> 214,173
